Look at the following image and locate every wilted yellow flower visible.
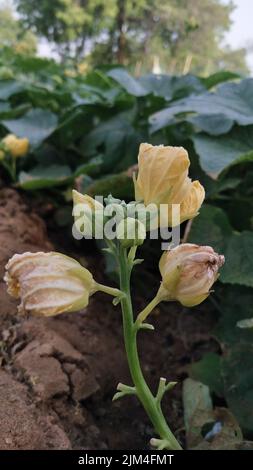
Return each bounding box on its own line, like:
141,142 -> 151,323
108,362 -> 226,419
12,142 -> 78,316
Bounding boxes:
2,134 -> 29,158
72,190 -> 104,238
134,143 -> 205,226
158,243 -> 225,307
180,181 -> 205,223
4,252 -> 98,317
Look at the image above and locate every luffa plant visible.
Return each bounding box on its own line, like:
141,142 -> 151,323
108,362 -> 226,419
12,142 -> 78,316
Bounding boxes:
4,143 -> 224,450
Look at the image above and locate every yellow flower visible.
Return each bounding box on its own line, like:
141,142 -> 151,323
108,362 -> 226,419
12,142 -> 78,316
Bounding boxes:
72,190 -> 104,238
158,243 -> 225,307
2,134 -> 29,158
180,180 -> 205,223
134,143 -> 205,226
4,252 -> 98,317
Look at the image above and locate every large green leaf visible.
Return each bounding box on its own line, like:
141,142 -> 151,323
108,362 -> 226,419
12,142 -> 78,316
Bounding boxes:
0,79 -> 25,100
200,71 -> 240,89
189,205 -> 253,287
85,171 -> 134,200
81,113 -> 142,172
189,113 -> 233,136
189,352 -> 224,397
220,231 -> 253,287
222,344 -> 253,434
214,286 -> 253,435
214,285 -> 253,345
3,108 -> 58,146
150,78 -> 253,133
18,164 -> 71,189
193,126 -> 253,176
188,204 -> 233,252
73,156 -> 103,177
139,73 -> 204,100
107,68 -> 148,97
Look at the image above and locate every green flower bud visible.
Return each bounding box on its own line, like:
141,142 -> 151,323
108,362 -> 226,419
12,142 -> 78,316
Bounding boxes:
116,217 -> 146,248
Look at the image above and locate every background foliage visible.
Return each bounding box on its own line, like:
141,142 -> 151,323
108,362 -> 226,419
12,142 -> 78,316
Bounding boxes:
0,48 -> 253,436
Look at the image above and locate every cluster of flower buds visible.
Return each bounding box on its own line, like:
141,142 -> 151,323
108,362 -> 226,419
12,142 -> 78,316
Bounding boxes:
0,133 -> 29,160
4,143 -> 224,317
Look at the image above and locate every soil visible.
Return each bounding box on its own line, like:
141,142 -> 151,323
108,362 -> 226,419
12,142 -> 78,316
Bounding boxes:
0,188 -> 220,450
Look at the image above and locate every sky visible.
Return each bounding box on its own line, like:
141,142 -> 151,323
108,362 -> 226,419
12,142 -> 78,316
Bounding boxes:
224,0 -> 253,72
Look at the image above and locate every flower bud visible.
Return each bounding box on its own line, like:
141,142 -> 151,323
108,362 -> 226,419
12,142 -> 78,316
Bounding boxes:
116,217 -> 146,248
134,143 -> 205,226
2,134 -> 29,158
4,252 -> 98,316
158,244 -> 225,307
72,190 -> 104,238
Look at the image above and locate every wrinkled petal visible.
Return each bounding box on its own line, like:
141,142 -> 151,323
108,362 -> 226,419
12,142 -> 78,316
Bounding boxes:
134,143 -> 204,227
159,243 -> 225,307
4,251 -> 97,317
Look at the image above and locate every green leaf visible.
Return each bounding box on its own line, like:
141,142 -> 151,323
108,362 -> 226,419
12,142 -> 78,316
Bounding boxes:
189,206 -> 253,287
220,231 -> 253,287
18,164 -> 71,189
189,113 -> 233,136
214,285 -> 253,345
193,126 -> 253,176
212,286 -> 253,433
150,78 -> 253,133
222,343 -> 253,434
73,156 -> 103,177
3,108 -> 58,146
81,113 -> 141,173
139,73 -> 204,100
188,204 -> 233,252
189,353 -> 224,397
85,172 -> 134,200
0,79 -> 25,100
107,68 -> 148,97
200,71 -> 240,89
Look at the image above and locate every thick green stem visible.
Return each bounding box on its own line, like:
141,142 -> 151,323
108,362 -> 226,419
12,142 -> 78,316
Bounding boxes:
118,246 -> 182,450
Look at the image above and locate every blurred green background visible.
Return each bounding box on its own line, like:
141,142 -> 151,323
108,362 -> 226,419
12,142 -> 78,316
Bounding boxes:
0,0 -> 253,445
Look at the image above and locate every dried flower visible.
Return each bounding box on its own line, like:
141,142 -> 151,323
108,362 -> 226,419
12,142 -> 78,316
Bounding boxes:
4,252 -> 97,316
158,243 -> 225,307
134,143 -> 205,226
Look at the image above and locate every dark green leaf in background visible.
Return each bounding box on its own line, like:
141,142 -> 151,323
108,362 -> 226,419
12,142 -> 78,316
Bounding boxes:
3,108 -> 58,146
18,164 -> 71,189
193,125 -> 253,175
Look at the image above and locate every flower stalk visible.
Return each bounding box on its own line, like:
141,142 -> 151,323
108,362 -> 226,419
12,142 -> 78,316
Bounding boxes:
117,244 -> 182,450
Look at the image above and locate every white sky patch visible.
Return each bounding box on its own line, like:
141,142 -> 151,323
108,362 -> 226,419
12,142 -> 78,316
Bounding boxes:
223,0 -> 253,73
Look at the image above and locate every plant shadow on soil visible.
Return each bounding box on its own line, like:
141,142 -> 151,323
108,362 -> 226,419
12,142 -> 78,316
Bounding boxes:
0,188 -> 221,450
